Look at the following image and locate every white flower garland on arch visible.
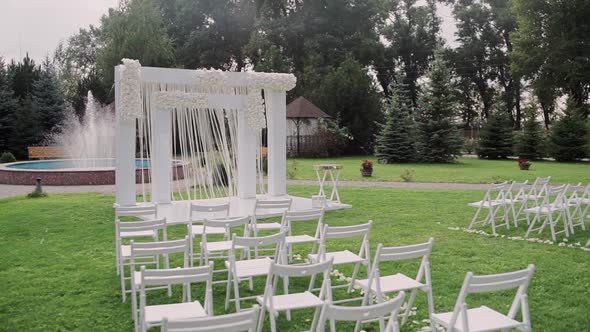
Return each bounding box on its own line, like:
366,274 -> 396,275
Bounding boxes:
119,59 -> 142,122
118,61 -> 297,131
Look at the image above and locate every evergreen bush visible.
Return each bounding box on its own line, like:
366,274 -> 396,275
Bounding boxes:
476,112 -> 513,159
0,152 -> 16,163
548,99 -> 589,162
516,104 -> 545,160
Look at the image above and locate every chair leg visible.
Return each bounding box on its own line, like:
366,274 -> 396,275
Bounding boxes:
120,264 -> 127,302
308,272 -> 317,292
468,207 -> 483,229
547,214 -> 557,242
348,263 -> 361,293
233,273 -> 242,311
225,271 -> 232,310
525,214 -> 539,238
257,305 -> 266,332
401,289 -> 418,325
269,310 -> 277,332
426,287 -> 436,332
284,276 -> 291,321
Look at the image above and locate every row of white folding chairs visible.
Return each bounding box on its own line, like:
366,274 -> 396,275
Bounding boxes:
468,177 -> 590,240
128,233 -> 535,332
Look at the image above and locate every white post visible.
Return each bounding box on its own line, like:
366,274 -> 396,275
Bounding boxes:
151,109 -> 172,204
265,90 -> 287,196
237,110 -> 258,198
115,65 -> 137,206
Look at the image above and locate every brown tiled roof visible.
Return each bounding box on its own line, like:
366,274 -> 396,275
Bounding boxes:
286,96 -> 330,118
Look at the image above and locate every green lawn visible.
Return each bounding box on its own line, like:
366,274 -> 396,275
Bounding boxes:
290,156 -> 590,184
1,187 -> 589,331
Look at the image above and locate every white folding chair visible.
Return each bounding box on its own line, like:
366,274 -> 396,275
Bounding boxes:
317,292 -> 406,332
355,239 -> 435,331
564,183 -> 589,234
129,237 -> 191,328
114,204 -> 158,275
225,232 -> 287,311
250,198 -> 292,236
256,259 -> 334,332
308,221 -> 372,298
281,208 -> 324,263
200,215 -> 251,274
432,264 -> 535,332
523,176 -> 551,207
525,184 -> 570,241
187,202 -> 230,265
116,218 -> 167,302
162,305 -> 260,332
468,182 -> 510,235
501,180 -> 530,226
138,263 -> 214,332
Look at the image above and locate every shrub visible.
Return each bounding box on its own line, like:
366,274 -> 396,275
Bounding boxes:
477,112 -> 513,159
287,160 -> 298,179
515,104 -> 545,160
0,152 -> 16,163
548,99 -> 589,162
400,169 -> 415,182
463,138 -> 477,155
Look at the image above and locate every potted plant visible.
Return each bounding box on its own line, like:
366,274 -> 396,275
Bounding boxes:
517,158 -> 531,170
361,160 -> 373,177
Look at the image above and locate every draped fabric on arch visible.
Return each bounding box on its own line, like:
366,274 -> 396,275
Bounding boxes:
136,82 -> 267,203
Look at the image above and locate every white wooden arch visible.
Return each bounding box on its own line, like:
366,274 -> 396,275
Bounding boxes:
114,63 -> 295,206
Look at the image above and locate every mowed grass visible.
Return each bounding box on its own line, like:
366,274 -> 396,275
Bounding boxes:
290,156 -> 590,184
1,186 -> 590,331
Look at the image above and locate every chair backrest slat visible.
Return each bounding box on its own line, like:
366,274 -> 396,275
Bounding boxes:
131,237 -> 189,256
233,231 -> 286,248
283,209 -> 324,222
162,305 -> 260,332
204,216 -> 250,229
323,221 -> 372,239
115,205 -> 157,218
377,239 -> 433,262
322,292 -> 405,322
141,264 -> 213,287
117,218 -> 166,232
270,259 -> 333,278
190,202 -> 230,221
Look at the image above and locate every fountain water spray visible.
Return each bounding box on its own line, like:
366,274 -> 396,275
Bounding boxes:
48,91 -> 115,167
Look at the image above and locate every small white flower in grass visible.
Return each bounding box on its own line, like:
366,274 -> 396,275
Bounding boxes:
422,319 -> 431,323
575,242 -> 581,246
563,238 -> 569,242
558,242 -> 566,247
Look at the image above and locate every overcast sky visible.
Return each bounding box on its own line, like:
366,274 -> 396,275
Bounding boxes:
0,0 -> 457,64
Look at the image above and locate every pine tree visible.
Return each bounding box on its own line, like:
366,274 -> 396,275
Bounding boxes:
14,97 -> 41,159
516,104 -> 544,160
0,57 -> 18,154
548,99 -> 589,162
476,112 -> 513,159
32,57 -> 66,136
375,83 -> 415,163
415,53 -> 463,162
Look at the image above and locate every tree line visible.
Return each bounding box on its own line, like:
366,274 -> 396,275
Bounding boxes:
1,0 -> 589,161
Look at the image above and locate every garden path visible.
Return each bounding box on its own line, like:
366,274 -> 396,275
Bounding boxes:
0,180 -> 489,199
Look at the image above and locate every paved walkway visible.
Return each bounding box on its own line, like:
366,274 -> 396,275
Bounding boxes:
0,180 -> 489,200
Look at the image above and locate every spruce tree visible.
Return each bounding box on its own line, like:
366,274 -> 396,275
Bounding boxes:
415,53 -> 463,162
375,83 -> 415,163
32,57 -> 66,136
548,99 -> 589,162
516,104 -> 544,160
476,112 -> 513,159
14,97 -> 41,159
0,57 -> 18,154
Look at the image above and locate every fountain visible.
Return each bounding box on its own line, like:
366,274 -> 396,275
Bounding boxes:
0,91 -> 185,185
51,91 -> 116,166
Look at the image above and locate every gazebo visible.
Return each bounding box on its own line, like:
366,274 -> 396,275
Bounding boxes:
286,96 -> 330,156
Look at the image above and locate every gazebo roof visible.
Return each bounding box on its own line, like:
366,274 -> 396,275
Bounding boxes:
286,96 -> 330,118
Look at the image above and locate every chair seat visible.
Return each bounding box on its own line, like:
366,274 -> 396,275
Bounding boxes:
252,222 -> 283,231
524,206 -> 564,214
205,241 -> 244,253
256,291 -> 323,311
308,250 -> 365,266
432,306 -> 523,332
569,198 -> 590,204
225,258 -> 272,278
355,273 -> 425,293
501,198 -> 524,204
190,225 -> 226,237
144,301 -> 206,324
121,245 -> 131,258
468,200 -> 503,208
286,234 -> 318,245
120,230 -> 157,238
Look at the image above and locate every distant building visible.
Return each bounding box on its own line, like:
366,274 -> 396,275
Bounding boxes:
286,97 -> 330,156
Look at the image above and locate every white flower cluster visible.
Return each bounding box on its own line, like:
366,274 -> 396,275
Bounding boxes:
195,69 -> 226,90
119,59 -> 142,121
244,90 -> 266,130
447,226 -> 590,252
246,72 -> 297,91
153,91 -> 208,110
